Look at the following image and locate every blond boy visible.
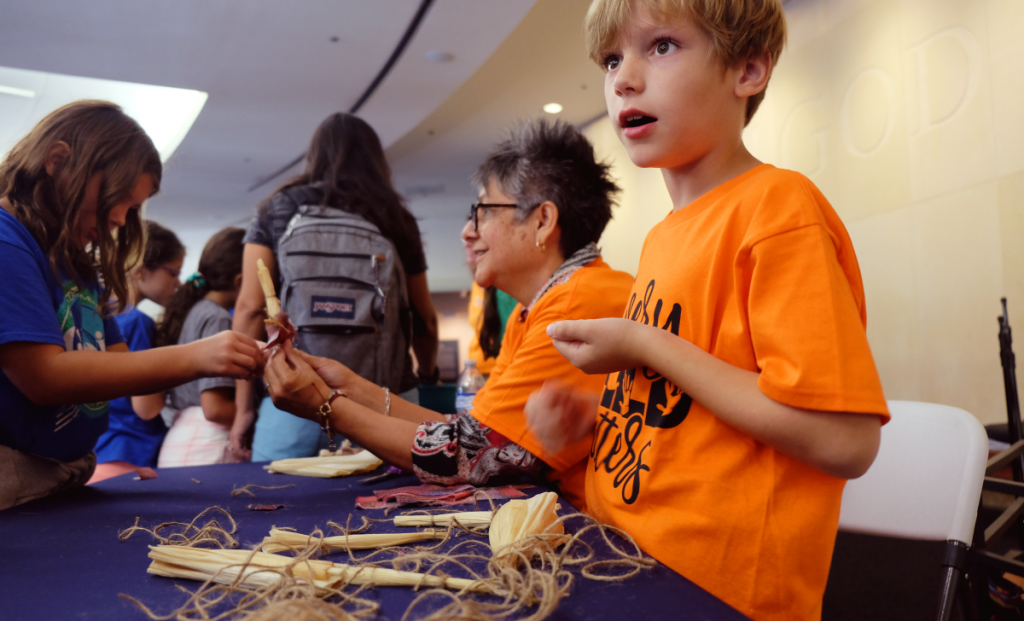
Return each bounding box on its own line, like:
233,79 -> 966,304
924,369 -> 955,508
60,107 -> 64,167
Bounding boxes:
525,1 -> 889,620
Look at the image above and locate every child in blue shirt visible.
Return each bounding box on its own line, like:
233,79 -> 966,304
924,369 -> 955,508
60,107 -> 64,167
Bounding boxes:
0,100 -> 261,510
93,220 -> 185,468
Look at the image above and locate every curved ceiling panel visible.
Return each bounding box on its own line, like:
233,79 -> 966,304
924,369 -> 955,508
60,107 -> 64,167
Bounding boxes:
0,0 -> 538,230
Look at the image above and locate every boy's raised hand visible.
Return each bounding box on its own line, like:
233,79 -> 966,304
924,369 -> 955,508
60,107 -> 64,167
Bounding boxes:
190,330 -> 262,379
547,318 -> 644,375
525,381 -> 599,454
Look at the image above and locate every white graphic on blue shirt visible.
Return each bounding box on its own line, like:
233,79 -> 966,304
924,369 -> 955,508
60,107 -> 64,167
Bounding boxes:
56,280 -> 109,424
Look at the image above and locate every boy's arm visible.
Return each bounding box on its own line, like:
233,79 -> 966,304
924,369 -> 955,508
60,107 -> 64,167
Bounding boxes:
547,318 -> 881,480
0,331 -> 260,407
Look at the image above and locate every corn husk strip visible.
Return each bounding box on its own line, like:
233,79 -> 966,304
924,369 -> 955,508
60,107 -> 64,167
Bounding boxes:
489,492 -> 568,560
260,528 -> 446,554
265,450 -> 382,478
256,258 -> 281,317
393,512 -> 493,528
147,545 -> 490,593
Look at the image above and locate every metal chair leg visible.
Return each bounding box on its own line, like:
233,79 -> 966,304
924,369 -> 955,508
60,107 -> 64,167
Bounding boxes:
936,540 -> 969,621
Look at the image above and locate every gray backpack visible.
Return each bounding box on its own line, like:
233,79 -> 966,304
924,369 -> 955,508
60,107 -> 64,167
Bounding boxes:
276,202 -> 413,391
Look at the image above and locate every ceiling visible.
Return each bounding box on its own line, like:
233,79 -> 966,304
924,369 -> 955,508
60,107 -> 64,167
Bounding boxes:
0,0 -> 607,291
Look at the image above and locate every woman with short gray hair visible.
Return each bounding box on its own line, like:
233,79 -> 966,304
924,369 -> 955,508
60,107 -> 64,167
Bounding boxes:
262,119 -> 633,511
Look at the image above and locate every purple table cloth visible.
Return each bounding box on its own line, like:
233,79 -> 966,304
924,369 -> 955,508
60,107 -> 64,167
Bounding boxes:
0,461 -> 750,620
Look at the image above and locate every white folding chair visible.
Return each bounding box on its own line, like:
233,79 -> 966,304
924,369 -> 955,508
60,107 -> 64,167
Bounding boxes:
838,400 -> 989,621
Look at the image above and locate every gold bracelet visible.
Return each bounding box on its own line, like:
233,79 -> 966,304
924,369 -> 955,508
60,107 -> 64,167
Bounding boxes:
317,390 -> 344,452
382,386 -> 391,417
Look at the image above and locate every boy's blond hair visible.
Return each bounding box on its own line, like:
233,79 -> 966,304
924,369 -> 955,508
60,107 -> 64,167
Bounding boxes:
584,0 -> 786,124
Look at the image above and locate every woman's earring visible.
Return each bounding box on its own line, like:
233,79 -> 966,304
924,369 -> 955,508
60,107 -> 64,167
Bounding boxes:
536,239 -> 546,252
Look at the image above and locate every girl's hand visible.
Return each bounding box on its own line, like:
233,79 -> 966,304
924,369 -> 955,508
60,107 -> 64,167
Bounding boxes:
263,340 -> 335,421
189,331 -> 262,379
547,318 -> 645,375
525,381 -> 599,454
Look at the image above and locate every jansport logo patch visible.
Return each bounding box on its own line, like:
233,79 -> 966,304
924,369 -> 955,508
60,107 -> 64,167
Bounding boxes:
311,296 -> 356,319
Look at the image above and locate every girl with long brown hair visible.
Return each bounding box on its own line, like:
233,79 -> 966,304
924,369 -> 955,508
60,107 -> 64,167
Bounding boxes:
230,112 -> 439,462
0,101 -> 260,510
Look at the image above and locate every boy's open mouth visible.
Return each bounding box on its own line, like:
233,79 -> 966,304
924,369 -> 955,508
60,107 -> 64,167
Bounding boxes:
623,114 -> 657,128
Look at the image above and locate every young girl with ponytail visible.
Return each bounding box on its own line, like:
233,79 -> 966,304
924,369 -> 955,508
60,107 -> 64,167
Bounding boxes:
156,227 -> 246,467
0,101 -> 259,510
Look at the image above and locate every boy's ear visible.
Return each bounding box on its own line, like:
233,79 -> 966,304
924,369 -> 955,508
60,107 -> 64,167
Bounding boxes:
734,51 -> 773,99
233,273 -> 244,292
43,141 -> 72,177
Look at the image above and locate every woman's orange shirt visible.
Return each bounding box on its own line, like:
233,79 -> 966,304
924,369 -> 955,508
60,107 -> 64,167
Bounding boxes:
471,257 -> 634,511
585,166 -> 889,621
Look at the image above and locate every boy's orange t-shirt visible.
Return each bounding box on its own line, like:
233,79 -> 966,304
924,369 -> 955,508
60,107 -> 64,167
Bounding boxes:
585,165 -> 889,621
471,257 -> 634,511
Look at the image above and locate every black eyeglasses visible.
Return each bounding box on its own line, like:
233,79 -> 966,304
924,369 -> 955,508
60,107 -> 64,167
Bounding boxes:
468,203 -> 519,232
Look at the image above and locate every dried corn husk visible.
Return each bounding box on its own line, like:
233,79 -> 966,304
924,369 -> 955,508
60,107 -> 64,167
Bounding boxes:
147,545 -> 490,593
393,511 -> 493,528
260,528 -> 446,554
265,450 -> 382,478
256,258 -> 281,317
489,492 -> 568,560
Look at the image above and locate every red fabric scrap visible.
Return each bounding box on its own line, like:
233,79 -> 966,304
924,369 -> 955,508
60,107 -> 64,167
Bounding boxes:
134,467 -> 158,480
248,503 -> 285,511
356,483 -> 531,510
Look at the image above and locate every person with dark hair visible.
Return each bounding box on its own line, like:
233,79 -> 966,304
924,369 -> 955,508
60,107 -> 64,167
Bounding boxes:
467,281 -> 517,376
156,227 -> 247,467
231,113 -> 439,462
0,101 -> 259,510
93,220 -> 185,470
261,118 -> 633,510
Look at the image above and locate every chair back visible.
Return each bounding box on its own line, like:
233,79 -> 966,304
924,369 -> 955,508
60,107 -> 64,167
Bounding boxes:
838,400 -> 988,544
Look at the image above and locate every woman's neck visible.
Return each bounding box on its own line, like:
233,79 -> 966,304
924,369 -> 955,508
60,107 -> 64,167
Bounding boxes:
505,252 -> 566,308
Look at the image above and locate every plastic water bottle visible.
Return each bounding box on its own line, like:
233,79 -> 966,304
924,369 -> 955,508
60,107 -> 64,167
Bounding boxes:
455,360 -> 486,416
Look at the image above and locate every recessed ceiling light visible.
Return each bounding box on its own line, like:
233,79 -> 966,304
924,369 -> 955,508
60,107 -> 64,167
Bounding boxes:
543,103 -> 563,114
424,51 -> 453,63
0,85 -> 35,98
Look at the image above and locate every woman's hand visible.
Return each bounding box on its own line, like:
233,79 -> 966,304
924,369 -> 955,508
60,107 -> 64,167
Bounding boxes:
525,381 -> 599,454
262,340 -> 335,421
547,318 -> 646,375
187,331 -> 262,379
287,347 -> 382,408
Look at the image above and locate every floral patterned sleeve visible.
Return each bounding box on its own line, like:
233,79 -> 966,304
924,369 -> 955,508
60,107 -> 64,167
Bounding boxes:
411,414 -> 543,486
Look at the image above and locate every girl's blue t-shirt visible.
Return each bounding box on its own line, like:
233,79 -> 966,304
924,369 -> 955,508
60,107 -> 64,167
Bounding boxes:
0,209 -> 124,462
93,306 -> 167,467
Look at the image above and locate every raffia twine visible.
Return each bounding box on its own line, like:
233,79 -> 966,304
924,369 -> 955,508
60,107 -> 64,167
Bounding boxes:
119,506 -> 655,621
